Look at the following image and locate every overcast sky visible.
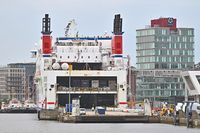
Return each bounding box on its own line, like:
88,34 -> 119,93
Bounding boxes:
0,0 -> 199,66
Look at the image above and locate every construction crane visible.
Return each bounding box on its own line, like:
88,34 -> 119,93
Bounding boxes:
65,19 -> 78,37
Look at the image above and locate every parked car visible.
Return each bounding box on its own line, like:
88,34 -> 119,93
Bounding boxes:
80,108 -> 86,115
95,106 -> 106,115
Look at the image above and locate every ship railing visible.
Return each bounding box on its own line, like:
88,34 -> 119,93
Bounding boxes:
56,86 -> 117,92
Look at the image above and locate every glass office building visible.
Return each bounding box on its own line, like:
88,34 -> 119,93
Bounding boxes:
136,18 -> 194,102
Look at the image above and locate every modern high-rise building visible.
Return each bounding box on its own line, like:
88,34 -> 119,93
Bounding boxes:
7,63 -> 36,101
136,17 -> 194,102
6,66 -> 26,101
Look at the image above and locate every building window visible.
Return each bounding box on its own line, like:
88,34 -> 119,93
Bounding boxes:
162,30 -> 166,35
188,30 -> 193,36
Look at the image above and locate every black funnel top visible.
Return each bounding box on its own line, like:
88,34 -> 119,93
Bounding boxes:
41,14 -> 52,34
113,14 -> 123,35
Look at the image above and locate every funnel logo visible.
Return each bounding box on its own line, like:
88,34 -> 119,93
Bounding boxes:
167,18 -> 174,26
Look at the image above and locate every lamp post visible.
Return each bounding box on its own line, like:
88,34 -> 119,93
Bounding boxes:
79,95 -> 81,107
68,64 -> 72,113
45,87 -> 47,110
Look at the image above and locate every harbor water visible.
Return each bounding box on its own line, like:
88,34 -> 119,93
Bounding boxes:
0,114 -> 199,133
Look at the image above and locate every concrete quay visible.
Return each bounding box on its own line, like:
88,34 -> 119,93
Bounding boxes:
61,115 -> 158,123
59,111 -> 160,123
38,109 -> 160,123
38,109 -> 200,128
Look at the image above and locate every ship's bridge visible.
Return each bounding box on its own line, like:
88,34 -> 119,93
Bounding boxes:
52,37 -> 112,64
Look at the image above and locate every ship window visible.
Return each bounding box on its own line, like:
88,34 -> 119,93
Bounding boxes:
50,84 -> 54,88
74,56 -> 76,58
68,56 -> 70,58
44,77 -> 47,82
88,56 -> 90,59
81,56 -> 83,58
96,56 -> 98,59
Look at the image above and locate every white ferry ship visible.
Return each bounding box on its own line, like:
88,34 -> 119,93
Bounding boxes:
33,14 -> 129,110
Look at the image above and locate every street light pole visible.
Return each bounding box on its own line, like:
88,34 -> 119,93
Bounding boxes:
68,64 -> 72,113
45,89 -> 47,110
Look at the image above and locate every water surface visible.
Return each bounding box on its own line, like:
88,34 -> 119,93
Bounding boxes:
0,114 -> 199,133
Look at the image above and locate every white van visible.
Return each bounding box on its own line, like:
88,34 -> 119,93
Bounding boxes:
176,101 -> 200,115
191,103 -> 200,115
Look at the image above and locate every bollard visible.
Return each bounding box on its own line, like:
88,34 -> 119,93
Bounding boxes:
173,111 -> 179,125
38,111 -> 41,120
186,112 -> 193,128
